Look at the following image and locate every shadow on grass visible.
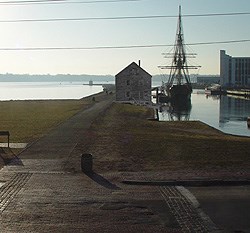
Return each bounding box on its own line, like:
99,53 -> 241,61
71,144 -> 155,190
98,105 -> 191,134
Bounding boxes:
86,171 -> 120,190
0,147 -> 23,166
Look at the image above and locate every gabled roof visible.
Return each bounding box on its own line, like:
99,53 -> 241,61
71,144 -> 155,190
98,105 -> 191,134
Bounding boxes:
115,62 -> 152,78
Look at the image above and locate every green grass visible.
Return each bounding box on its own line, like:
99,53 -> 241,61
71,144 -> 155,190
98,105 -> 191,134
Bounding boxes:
1,97 -> 249,173
0,98 -> 94,143
82,103 -> 250,172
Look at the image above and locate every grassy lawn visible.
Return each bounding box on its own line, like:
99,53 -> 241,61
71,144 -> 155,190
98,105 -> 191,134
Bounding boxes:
0,92 -> 109,168
81,103 -> 250,172
1,96 -> 249,174
0,94 -> 103,143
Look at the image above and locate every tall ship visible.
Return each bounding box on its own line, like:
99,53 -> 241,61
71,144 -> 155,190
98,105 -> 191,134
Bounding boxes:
159,6 -> 200,102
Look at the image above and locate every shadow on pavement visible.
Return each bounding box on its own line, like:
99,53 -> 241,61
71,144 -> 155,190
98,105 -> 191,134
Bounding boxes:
86,171 -> 120,190
0,147 -> 23,166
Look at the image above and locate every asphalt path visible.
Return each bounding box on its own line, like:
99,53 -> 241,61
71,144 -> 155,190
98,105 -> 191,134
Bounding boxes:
188,186 -> 250,233
2,93 -> 115,173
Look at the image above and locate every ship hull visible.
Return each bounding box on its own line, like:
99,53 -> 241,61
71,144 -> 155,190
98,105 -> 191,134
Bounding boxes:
169,84 -> 192,101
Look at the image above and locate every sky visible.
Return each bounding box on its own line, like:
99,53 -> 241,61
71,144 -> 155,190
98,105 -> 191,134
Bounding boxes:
0,0 -> 249,76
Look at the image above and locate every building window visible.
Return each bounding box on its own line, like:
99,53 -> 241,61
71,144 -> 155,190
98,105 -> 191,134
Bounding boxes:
126,91 -> 130,98
126,80 -> 130,85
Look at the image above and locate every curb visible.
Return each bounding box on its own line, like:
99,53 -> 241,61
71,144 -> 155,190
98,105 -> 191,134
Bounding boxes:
122,179 -> 250,187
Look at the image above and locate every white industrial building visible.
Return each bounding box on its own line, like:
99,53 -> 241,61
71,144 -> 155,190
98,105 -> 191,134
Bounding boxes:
220,50 -> 250,88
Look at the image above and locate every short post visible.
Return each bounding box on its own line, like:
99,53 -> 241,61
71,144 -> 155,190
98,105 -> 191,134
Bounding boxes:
156,87 -> 159,104
0,131 -> 10,148
81,153 -> 93,174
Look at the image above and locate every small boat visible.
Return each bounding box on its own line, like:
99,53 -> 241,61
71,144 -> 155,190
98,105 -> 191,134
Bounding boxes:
205,84 -> 221,95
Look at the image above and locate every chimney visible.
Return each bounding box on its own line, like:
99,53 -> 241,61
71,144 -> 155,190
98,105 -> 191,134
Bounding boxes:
138,60 -> 141,67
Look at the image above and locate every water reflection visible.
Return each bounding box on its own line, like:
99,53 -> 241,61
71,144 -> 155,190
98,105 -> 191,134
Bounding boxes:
159,99 -> 192,121
219,95 -> 250,129
158,90 -> 250,137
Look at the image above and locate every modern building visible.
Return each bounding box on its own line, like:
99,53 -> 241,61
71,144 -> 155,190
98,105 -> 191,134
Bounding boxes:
220,50 -> 250,88
115,61 -> 152,103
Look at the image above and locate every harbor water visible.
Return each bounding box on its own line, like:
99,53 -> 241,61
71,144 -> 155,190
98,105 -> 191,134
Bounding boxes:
0,82 -> 103,100
159,89 -> 250,137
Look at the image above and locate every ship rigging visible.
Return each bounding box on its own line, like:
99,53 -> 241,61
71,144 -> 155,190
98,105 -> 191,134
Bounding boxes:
158,6 -> 200,102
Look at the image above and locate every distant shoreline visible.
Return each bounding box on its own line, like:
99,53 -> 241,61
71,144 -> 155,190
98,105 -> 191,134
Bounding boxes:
0,73 -> 115,83
0,73 -> 202,83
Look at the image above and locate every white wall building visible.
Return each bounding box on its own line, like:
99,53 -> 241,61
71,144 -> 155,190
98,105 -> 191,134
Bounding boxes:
220,50 -> 250,87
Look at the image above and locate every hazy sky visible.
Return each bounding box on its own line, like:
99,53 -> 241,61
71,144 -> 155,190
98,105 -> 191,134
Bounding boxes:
0,0 -> 249,75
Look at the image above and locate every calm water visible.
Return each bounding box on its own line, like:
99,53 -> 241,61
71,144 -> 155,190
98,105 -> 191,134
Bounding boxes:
0,82 -> 103,100
159,89 -> 250,137
0,82 -> 249,137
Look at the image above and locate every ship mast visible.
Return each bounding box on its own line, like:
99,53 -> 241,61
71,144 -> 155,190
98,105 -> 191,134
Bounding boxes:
159,6 -> 200,91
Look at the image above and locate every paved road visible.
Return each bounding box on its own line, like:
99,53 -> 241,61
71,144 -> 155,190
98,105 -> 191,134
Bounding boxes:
188,186 -> 250,233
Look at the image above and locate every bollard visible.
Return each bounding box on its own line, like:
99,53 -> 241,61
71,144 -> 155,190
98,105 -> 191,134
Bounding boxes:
81,153 -> 93,174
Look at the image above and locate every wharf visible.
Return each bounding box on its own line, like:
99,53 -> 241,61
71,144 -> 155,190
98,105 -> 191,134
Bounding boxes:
226,89 -> 250,97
